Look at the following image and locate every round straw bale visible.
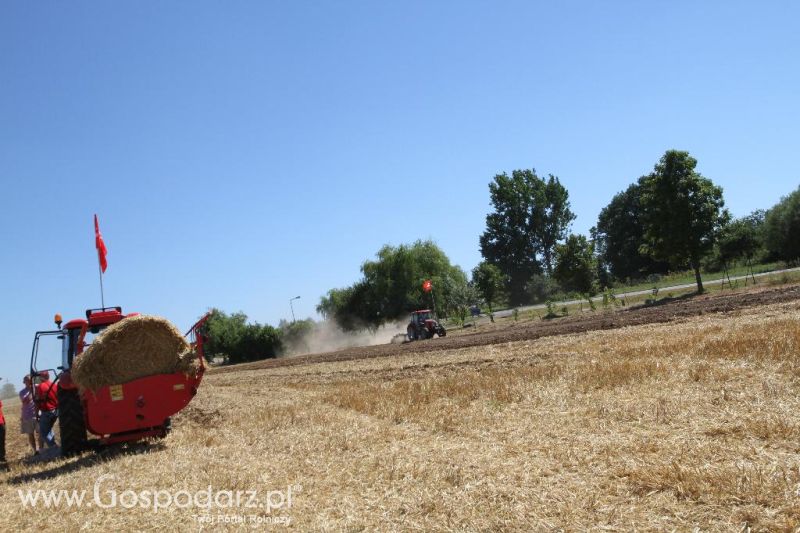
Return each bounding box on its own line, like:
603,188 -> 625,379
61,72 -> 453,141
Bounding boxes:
71,315 -> 201,390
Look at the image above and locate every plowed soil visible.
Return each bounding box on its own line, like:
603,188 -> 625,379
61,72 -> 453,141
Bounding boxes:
212,284 -> 800,374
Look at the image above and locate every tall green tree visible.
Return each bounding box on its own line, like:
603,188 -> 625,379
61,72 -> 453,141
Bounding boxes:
763,187 -> 800,261
553,234 -> 598,295
317,240 -> 468,330
479,169 -> 574,305
639,150 -> 729,293
593,180 -> 671,281
540,176 -> 577,274
471,261 -> 504,313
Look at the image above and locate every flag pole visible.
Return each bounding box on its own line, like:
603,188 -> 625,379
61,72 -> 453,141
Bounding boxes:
94,214 -> 107,309
98,258 -> 105,308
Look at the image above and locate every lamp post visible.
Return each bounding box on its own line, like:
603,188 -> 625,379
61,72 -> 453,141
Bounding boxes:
289,296 -> 301,323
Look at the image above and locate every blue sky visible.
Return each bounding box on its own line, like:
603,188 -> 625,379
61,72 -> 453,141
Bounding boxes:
1,1 -> 798,384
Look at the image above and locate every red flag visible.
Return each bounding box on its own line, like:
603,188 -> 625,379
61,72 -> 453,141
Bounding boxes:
94,214 -> 108,273
422,280 -> 432,293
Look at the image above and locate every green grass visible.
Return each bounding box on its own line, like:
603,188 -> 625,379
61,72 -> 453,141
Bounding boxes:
448,268 -> 800,332
441,261 -> 793,327
610,261 -> 785,294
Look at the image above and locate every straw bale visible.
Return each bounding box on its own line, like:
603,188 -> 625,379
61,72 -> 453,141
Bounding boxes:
71,315 -> 202,390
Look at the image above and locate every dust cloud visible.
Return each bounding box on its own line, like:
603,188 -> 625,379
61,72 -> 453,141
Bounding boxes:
282,320 -> 408,356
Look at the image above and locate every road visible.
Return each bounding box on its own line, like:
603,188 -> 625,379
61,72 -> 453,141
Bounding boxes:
492,266 -> 800,319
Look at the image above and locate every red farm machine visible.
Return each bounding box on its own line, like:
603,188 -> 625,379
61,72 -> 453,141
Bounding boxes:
29,307 -> 210,456
406,309 -> 447,341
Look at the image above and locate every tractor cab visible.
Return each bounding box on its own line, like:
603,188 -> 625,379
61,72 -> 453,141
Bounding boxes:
412,310 -> 433,324
31,308 -> 136,390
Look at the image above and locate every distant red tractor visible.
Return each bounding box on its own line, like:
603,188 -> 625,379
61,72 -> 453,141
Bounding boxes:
406,309 -> 447,341
30,307 -> 210,456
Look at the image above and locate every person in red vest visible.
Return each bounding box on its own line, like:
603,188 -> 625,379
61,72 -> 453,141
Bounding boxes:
35,373 -> 59,449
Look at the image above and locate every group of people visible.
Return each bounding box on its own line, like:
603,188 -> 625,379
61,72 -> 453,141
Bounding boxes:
0,373 -> 61,468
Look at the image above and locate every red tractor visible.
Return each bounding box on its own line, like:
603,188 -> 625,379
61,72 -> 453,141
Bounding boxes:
406,309 -> 447,341
29,307 -> 210,456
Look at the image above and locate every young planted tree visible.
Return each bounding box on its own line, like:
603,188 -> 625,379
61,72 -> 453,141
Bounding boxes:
639,150 -> 729,293
479,169 -> 574,305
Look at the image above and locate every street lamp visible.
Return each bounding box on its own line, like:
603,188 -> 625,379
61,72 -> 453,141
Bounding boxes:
289,296 -> 301,322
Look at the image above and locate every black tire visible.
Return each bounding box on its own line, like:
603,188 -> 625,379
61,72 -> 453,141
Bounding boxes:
157,418 -> 172,439
438,325 -> 447,337
407,325 -> 417,341
58,388 -> 88,456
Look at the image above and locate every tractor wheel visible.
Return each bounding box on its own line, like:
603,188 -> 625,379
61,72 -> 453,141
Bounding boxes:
438,325 -> 447,337
407,325 -> 417,341
158,418 -> 172,439
58,388 -> 88,456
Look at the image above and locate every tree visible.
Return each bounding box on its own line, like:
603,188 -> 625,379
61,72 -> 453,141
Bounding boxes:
540,176 -> 577,274
443,277 -> 479,325
716,211 -> 764,266
479,169 -> 575,305
593,180 -> 671,282
639,150 -> 729,293
318,240 -> 468,330
471,261 -> 504,313
204,309 -> 247,361
553,234 -> 598,295
203,309 -> 282,364
317,282 -> 373,332
763,187 -> 800,261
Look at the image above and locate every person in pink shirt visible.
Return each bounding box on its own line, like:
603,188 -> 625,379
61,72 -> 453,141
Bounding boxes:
19,375 -> 40,455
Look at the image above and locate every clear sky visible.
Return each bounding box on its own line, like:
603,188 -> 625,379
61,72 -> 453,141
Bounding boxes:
1,1 -> 798,384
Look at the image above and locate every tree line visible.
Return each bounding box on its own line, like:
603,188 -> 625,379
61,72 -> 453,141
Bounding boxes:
205,149 -> 800,362
321,149 -> 800,331
200,310 -> 316,364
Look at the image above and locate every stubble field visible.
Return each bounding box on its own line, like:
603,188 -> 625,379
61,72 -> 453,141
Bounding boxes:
1,286 -> 799,531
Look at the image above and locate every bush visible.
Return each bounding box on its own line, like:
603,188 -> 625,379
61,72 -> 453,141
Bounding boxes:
203,309 -> 282,364
764,187 -> 800,261
526,275 -> 563,304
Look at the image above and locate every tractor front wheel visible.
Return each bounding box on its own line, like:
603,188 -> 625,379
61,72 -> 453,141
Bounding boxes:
58,388 -> 88,456
437,325 -> 447,337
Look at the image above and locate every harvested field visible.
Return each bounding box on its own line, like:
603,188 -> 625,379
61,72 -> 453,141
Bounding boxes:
1,285 -> 799,530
